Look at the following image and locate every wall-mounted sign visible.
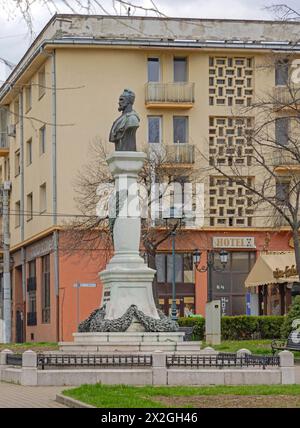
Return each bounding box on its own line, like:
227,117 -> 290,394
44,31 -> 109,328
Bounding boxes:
213,237 -> 256,249
273,265 -> 298,279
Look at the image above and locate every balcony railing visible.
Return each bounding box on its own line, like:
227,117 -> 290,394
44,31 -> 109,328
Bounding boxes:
273,149 -> 300,168
145,82 -> 195,106
150,143 -> 195,164
273,85 -> 300,107
0,134 -> 8,148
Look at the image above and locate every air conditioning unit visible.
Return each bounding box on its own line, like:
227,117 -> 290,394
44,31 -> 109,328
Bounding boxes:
7,124 -> 16,137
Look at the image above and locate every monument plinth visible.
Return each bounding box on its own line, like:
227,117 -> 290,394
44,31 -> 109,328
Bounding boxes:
100,151 -> 159,324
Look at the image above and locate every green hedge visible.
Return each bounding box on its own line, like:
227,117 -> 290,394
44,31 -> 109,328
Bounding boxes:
177,315 -> 284,340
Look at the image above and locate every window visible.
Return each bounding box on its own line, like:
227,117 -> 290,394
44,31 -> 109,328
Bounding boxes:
41,254 -> 50,323
26,138 -> 32,165
39,125 -> 46,155
28,259 -> 36,279
27,193 -> 33,221
25,82 -> 32,112
39,183 -> 46,213
148,116 -> 162,143
38,66 -> 46,99
174,57 -> 187,82
275,117 -> 289,146
27,259 -> 37,326
173,116 -> 188,143
275,59 -> 289,86
147,58 -> 160,82
27,291 -> 37,326
27,259 -> 37,323
276,181 -> 290,205
15,201 -> 21,228
0,107 -> 8,148
155,253 -> 194,284
15,150 -> 20,176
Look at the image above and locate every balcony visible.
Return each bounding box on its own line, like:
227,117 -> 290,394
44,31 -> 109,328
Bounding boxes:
150,143 -> 195,166
273,149 -> 300,174
0,134 -> 9,157
273,85 -> 300,109
145,82 -> 195,109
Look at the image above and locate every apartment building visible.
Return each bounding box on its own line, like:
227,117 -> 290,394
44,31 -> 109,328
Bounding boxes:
0,15 -> 299,342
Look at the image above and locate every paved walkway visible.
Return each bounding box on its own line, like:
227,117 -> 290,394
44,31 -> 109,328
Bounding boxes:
0,382 -> 68,408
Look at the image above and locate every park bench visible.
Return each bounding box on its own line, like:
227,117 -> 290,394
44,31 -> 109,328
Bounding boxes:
271,331 -> 300,355
178,326 -> 195,341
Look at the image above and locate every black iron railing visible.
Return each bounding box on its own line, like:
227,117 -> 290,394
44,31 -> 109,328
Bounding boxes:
27,277 -> 36,292
166,354 -> 280,370
37,354 -> 153,370
6,354 -> 22,366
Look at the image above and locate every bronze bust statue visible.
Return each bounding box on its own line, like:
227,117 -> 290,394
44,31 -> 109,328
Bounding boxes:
109,89 -> 140,151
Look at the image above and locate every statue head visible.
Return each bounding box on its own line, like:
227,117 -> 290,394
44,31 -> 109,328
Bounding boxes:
118,89 -> 135,112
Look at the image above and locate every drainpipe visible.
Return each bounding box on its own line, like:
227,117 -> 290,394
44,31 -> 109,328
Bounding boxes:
19,92 -> 24,242
51,49 -> 60,341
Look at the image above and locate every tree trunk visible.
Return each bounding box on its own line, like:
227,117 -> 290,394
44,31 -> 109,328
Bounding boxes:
292,229 -> 300,277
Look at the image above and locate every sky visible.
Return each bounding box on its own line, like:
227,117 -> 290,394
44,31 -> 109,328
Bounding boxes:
0,0 -> 299,82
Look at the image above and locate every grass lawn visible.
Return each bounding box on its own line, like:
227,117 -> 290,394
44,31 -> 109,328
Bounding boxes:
0,342 -> 59,353
63,384 -> 300,408
204,340 -> 273,354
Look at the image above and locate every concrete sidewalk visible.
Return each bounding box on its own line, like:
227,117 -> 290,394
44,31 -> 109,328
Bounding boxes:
0,382 -> 68,408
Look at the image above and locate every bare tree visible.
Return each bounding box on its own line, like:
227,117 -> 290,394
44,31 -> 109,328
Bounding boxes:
1,0 -> 166,34
62,139 -> 204,303
266,4 -> 300,21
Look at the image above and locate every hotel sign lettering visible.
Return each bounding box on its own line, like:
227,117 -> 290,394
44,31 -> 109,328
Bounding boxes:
213,237 -> 256,249
273,265 -> 298,279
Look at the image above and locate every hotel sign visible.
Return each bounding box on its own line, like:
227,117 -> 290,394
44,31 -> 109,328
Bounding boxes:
213,237 -> 256,249
273,265 -> 298,279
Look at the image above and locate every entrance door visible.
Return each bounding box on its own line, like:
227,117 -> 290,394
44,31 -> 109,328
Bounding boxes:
16,310 -> 24,343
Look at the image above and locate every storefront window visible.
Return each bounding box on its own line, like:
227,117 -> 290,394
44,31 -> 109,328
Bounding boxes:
155,252 -> 195,317
211,251 -> 256,316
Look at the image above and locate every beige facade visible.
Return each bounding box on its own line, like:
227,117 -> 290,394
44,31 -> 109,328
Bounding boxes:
0,15 -> 300,341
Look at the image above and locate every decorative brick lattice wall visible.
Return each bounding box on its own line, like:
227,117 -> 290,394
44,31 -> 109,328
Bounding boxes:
209,56 -> 254,106
209,116 -> 253,167
209,177 -> 254,227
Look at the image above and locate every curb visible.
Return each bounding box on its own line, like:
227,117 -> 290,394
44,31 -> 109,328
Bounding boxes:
56,393 -> 95,408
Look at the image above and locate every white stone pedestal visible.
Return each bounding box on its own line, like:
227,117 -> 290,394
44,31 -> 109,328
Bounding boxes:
205,300 -> 221,345
100,151 -> 159,326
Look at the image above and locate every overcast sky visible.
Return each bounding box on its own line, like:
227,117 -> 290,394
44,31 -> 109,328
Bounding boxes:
0,0 -> 300,81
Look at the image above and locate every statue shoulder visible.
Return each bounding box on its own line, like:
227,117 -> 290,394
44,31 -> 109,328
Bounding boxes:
126,110 -> 140,126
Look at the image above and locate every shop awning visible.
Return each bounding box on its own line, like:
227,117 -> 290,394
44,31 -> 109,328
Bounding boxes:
245,252 -> 299,288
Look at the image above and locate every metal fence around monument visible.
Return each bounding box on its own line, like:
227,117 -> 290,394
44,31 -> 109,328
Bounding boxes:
36,354 -> 153,370
6,353 -> 22,366
166,354 -> 280,370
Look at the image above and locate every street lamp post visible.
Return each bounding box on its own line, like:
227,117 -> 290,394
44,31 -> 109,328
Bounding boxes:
170,230 -> 177,321
193,248 -> 229,345
193,248 -> 229,302
164,209 -> 182,322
